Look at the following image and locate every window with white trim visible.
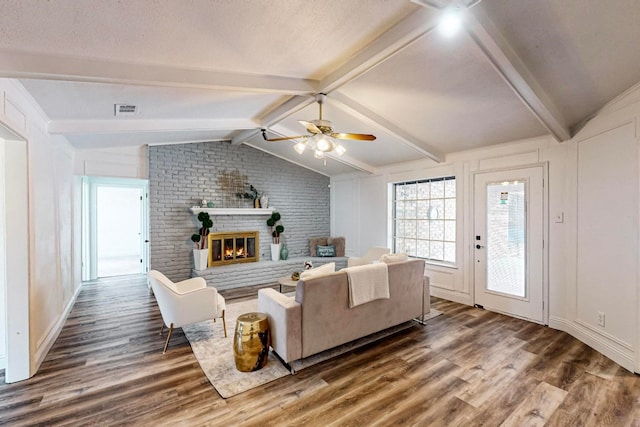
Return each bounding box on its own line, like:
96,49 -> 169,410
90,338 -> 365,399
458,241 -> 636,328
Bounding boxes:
392,176 -> 456,264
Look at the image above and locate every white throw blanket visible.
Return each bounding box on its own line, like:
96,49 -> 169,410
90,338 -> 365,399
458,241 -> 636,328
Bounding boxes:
345,263 -> 390,308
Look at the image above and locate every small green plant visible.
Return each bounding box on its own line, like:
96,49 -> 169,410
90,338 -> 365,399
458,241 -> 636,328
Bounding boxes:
267,211 -> 285,244
191,212 -> 213,249
235,184 -> 260,202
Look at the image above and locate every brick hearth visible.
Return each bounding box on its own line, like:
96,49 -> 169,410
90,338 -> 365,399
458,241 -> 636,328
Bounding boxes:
192,257 -> 347,290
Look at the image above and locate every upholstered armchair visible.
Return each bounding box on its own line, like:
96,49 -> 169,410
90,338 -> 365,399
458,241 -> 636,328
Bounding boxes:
148,270 -> 227,353
347,246 -> 391,267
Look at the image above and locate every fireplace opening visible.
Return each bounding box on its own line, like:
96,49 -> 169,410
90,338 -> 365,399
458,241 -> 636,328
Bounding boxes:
208,231 -> 258,266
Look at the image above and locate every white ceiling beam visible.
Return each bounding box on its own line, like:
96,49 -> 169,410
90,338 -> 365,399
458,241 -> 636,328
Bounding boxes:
48,118 -> 257,134
463,8 -> 571,142
260,95 -> 316,126
329,91 -> 445,163
252,8 -> 443,166
319,8 -> 439,93
256,8 -> 439,141
231,129 -> 260,146
232,96 -> 317,146
0,49 -> 314,94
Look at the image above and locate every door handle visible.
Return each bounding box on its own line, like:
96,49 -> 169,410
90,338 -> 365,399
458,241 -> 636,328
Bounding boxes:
144,240 -> 150,243
476,244 -> 484,249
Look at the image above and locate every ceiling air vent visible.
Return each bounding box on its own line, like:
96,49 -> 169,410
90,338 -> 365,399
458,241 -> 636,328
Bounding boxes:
114,104 -> 137,117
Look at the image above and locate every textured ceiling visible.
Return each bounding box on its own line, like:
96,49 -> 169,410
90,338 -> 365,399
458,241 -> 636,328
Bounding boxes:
1,0 -> 640,176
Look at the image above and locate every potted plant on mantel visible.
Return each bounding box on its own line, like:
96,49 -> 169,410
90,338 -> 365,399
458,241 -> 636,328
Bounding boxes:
267,211 -> 285,261
191,212 -> 213,270
236,183 -> 261,208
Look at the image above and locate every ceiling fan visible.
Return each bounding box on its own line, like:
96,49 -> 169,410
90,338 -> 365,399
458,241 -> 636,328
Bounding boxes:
261,93 -> 376,159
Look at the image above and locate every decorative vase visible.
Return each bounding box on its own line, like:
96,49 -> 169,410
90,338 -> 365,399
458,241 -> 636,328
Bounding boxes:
193,248 -> 209,270
280,245 -> 289,260
260,195 -> 269,209
254,198 -> 260,208
270,243 -> 281,261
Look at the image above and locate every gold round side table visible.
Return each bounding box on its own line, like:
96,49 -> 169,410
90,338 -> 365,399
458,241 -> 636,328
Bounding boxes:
233,312 -> 270,372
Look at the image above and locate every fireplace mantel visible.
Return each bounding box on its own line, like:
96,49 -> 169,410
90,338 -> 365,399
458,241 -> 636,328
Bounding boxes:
190,207 -> 274,216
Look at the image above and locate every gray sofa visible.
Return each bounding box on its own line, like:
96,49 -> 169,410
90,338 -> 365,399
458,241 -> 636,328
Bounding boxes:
257,258 -> 429,364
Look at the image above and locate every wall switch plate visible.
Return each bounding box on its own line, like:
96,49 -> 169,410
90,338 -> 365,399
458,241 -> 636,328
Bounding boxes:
555,212 -> 564,223
597,311 -> 605,327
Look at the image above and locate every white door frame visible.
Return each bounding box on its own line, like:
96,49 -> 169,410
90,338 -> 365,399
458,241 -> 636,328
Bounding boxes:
82,177 -> 149,280
1,135 -> 32,382
472,163 -> 549,325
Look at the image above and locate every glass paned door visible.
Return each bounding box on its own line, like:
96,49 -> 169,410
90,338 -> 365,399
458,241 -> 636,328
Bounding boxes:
474,166 -> 545,324
486,181 -> 526,297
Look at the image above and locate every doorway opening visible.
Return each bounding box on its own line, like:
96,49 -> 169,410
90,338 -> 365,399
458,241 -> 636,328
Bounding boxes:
82,177 -> 149,280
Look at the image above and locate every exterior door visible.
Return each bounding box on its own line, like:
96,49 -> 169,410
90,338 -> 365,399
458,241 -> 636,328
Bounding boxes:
474,166 -> 545,324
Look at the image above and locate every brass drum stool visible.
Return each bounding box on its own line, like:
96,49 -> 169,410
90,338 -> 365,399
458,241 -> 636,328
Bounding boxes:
233,312 -> 270,372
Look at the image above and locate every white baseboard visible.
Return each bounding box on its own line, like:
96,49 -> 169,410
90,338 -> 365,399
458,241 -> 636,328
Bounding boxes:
549,316 -> 636,373
430,287 -> 473,306
33,284 -> 82,373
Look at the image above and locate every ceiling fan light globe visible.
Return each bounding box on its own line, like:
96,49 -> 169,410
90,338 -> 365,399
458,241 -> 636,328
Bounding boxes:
314,150 -> 325,159
335,144 -> 346,156
293,141 -> 307,155
316,135 -> 333,152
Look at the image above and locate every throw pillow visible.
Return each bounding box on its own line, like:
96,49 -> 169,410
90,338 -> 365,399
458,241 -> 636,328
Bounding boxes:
316,245 -> 336,257
309,237 -> 328,257
379,253 -> 409,264
300,262 -> 336,280
327,237 -> 346,257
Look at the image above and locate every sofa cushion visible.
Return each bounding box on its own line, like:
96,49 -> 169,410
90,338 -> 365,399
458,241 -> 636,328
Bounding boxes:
316,245 -> 336,257
380,253 -> 409,264
300,262 -> 335,280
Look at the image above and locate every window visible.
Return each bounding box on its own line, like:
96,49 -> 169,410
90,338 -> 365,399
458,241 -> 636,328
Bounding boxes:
392,176 -> 456,264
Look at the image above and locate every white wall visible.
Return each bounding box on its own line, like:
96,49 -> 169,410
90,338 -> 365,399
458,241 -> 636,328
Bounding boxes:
331,86 -> 640,372
0,137 -> 6,370
0,79 -> 80,381
74,145 -> 148,179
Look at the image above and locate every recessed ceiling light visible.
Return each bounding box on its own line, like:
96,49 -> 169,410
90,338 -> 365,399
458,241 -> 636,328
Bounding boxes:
439,8 -> 462,37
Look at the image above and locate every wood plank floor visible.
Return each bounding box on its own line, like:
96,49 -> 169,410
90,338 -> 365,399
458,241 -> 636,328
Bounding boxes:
1,275 -> 639,426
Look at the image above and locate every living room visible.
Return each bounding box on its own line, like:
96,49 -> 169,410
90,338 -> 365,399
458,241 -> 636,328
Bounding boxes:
1,0 -> 640,424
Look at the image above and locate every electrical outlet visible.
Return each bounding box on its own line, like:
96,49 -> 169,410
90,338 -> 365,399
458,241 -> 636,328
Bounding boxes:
597,312 -> 606,327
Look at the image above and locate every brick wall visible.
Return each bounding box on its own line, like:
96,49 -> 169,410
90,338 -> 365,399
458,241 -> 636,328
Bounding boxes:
149,141 -> 330,281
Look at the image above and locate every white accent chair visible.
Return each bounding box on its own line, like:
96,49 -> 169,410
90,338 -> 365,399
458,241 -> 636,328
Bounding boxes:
148,270 -> 227,353
347,247 -> 391,267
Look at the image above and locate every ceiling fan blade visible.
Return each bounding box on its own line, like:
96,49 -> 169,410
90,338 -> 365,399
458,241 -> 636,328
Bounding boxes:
265,135 -> 307,142
331,133 -> 377,141
299,120 -> 322,134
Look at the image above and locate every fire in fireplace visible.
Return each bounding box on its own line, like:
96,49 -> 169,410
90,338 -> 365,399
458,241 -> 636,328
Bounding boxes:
208,231 -> 259,266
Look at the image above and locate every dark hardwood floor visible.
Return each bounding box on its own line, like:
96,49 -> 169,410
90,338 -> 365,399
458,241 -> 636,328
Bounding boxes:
1,275 -> 638,426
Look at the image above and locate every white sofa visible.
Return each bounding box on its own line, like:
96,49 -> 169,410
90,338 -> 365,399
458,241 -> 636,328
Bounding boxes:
257,258 -> 429,365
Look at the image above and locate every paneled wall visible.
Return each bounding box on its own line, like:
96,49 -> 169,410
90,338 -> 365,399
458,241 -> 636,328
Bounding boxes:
148,141 -> 330,281
331,87 -> 640,372
0,79 -> 78,381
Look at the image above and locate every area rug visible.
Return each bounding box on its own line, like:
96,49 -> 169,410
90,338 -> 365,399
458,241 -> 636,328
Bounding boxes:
184,298 -> 443,398
182,298 -> 290,399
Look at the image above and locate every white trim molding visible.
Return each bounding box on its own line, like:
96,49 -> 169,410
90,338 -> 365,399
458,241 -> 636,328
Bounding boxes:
549,316 -> 635,373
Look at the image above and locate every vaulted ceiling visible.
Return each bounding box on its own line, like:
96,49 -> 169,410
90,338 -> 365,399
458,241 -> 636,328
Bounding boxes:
1,0 -> 640,176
